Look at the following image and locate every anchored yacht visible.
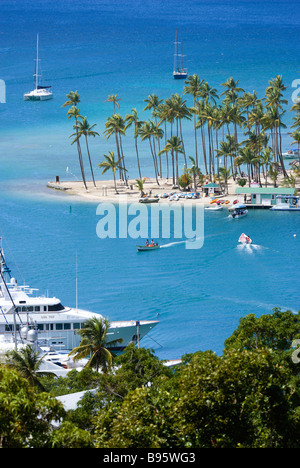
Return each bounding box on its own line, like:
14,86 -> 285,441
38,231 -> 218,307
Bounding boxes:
0,247 -> 158,354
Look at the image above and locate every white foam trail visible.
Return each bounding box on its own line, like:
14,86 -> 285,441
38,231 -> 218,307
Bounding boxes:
237,243 -> 262,253
160,240 -> 187,248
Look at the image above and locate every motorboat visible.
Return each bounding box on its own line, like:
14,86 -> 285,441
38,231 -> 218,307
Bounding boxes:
139,197 -> 159,203
238,233 -> 252,244
270,195 -> 300,211
229,203 -> 248,219
0,245 -> 158,354
205,204 -> 223,211
136,244 -> 160,252
282,149 -> 300,160
24,34 -> 53,101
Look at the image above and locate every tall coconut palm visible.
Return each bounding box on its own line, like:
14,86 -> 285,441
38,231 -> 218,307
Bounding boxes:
105,94 -> 121,114
69,317 -> 123,373
155,103 -> 170,179
193,99 -> 208,175
159,136 -> 184,185
125,108 -> 143,179
220,77 -> 244,104
234,147 -> 258,186
139,120 -> 161,186
260,147 -> 273,186
104,114 -> 127,183
98,151 -> 125,194
71,116 -> 99,188
62,91 -> 88,190
218,166 -> 231,194
184,74 -> 204,166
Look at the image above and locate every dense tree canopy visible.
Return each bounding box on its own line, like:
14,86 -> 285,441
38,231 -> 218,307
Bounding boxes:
2,309 -> 300,448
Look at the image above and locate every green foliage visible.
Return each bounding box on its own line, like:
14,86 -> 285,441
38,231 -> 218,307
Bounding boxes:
178,173 -> 192,189
0,366 -> 65,448
3,309 -> 300,448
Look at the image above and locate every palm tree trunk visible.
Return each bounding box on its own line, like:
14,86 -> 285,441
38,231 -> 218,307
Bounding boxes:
76,130 -> 87,190
134,135 -> 142,179
85,135 -> 96,187
148,137 -> 160,186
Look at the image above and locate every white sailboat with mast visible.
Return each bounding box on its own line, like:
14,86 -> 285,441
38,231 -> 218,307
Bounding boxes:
173,29 -> 188,79
24,33 -> 53,101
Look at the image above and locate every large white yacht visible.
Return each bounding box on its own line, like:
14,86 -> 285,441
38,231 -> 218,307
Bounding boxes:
0,248 -> 158,354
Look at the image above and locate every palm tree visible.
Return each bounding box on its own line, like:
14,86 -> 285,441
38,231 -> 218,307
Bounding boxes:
71,117 -> 99,188
6,344 -> 53,392
68,317 -> 123,373
234,147 -> 258,186
104,114 -> 127,183
259,146 -> 273,186
62,91 -> 88,190
220,77 -> 244,104
139,120 -> 161,186
159,136 -> 184,186
125,108 -> 143,179
105,94 -> 121,114
135,177 -> 146,197
184,74 -> 204,166
98,151 -> 125,194
290,130 -> 300,163
218,166 -> 231,194
188,156 -> 203,191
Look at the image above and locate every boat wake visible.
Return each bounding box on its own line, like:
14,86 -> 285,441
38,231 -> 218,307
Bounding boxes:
237,243 -> 262,253
160,240 -> 188,249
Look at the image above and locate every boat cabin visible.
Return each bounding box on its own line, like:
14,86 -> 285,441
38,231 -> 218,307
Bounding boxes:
235,187 -> 296,207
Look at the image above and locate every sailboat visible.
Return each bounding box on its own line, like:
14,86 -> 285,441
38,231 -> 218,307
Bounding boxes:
24,34 -> 53,101
173,29 -> 188,79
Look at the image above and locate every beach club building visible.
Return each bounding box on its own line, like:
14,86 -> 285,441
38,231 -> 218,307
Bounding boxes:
235,187 -> 296,207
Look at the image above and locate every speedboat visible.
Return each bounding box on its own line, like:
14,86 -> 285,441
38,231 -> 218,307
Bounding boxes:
0,245 -> 158,354
238,233 -> 252,244
229,203 -> 248,219
136,244 -> 160,252
282,149 -> 300,160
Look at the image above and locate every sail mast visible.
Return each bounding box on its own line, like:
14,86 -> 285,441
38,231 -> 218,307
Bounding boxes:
34,33 -> 39,90
176,29 -> 179,72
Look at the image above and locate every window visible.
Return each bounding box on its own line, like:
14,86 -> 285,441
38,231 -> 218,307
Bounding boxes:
73,323 -> 80,329
56,323 -> 63,330
35,306 -> 40,312
63,323 -> 71,330
48,303 -> 64,312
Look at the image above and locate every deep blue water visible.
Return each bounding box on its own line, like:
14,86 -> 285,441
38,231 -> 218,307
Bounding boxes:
0,0 -> 299,359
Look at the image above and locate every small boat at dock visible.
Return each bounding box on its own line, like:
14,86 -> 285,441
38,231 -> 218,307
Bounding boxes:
270,195 -> 300,211
139,197 -> 159,204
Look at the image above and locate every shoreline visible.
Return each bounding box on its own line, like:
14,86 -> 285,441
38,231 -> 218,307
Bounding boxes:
46,172 -> 298,206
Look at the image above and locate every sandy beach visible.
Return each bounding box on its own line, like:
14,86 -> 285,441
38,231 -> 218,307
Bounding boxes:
46,170 -> 298,206
46,177 -> 245,205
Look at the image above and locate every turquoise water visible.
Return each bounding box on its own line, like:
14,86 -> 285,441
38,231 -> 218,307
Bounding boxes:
0,0 -> 299,359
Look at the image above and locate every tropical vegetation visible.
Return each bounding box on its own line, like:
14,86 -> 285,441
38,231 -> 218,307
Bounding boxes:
2,308 -> 300,448
63,74 -> 300,192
